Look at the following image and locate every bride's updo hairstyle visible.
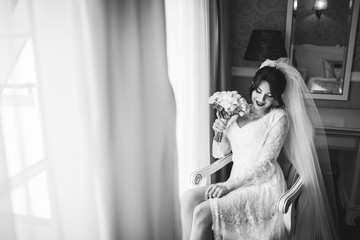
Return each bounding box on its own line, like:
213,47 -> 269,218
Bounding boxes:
250,66 -> 287,108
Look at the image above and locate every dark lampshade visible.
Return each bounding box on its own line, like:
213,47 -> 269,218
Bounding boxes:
244,30 -> 287,61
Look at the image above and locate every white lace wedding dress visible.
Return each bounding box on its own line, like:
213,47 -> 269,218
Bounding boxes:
210,108 -> 289,240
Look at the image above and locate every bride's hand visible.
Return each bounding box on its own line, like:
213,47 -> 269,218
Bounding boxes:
205,183 -> 231,199
212,118 -> 227,132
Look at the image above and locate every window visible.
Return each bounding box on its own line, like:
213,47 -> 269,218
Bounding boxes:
1,39 -> 55,239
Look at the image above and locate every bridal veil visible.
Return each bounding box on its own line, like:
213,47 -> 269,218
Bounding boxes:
260,58 -> 339,239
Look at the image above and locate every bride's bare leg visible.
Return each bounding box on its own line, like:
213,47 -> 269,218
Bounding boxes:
180,186 -> 209,240
190,200 -> 212,240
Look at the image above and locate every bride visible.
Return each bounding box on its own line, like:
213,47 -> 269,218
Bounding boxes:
180,58 -> 339,240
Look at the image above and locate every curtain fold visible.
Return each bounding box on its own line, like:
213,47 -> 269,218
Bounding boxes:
103,1 -> 180,239
0,0 -> 181,239
165,0 -> 211,193
209,0 -> 232,183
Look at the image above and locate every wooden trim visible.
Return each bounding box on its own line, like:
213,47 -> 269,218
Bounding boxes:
278,176 -> 303,214
190,154 -> 233,185
232,66 -> 360,82
285,0 -> 294,58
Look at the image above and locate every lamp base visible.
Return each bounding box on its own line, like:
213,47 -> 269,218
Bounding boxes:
315,10 -> 322,19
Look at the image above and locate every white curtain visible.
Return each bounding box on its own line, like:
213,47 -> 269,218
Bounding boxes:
165,0 -> 211,194
0,0 -> 180,239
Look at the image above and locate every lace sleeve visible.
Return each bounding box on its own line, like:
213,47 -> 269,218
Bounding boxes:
212,133 -> 232,158
227,113 -> 289,190
212,115 -> 238,158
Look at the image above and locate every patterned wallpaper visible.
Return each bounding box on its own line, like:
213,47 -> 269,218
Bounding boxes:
293,0 -> 360,71
230,0 -> 287,68
230,0 -> 360,71
294,0 -> 350,46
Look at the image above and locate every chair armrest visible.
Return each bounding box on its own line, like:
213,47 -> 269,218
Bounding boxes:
190,154 -> 233,185
278,177 -> 304,214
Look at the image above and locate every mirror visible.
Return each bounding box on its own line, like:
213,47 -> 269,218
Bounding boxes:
285,0 -> 359,100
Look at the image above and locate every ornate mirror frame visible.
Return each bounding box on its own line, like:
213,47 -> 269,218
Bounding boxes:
285,0 -> 359,100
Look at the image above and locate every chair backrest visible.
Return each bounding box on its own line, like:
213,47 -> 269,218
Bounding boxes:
277,151 -> 303,236
277,152 -> 300,190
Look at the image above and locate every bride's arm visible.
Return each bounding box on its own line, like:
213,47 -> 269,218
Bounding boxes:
212,115 -> 238,158
212,133 -> 232,158
226,112 -> 289,191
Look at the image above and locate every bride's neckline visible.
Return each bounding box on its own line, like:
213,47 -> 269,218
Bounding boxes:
234,106 -> 272,129
234,114 -> 257,129
248,111 -> 266,120
248,104 -> 269,119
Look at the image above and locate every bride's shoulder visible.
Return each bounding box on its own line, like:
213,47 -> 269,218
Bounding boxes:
269,108 -> 288,120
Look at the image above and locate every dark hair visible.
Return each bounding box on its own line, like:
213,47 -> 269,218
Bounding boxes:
250,66 -> 287,108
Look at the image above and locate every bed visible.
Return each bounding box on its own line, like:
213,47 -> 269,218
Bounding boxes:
306,77 -> 342,94
293,44 -> 345,93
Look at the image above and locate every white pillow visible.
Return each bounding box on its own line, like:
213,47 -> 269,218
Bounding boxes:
294,44 -> 344,79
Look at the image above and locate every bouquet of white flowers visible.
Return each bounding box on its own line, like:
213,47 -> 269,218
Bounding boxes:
208,91 -> 249,142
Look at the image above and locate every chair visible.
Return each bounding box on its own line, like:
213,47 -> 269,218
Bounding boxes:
190,153 -> 303,236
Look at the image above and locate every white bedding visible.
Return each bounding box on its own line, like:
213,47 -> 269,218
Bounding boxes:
294,44 -> 345,81
307,77 -> 342,94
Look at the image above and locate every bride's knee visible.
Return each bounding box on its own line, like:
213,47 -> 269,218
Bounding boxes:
180,189 -> 197,210
193,203 -> 212,227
